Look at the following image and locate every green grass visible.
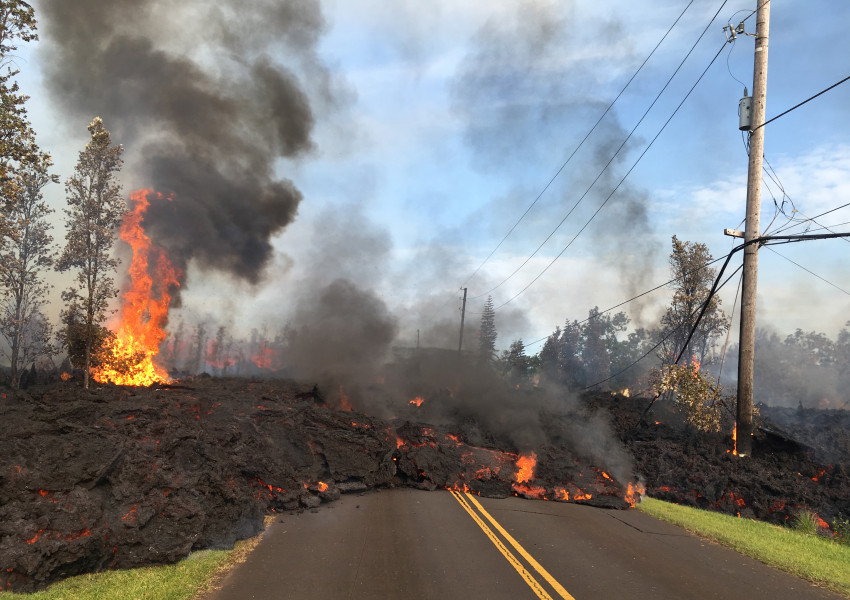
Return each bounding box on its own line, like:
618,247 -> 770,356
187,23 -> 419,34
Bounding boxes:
0,517 -> 272,600
638,497 -> 850,598
0,550 -> 228,600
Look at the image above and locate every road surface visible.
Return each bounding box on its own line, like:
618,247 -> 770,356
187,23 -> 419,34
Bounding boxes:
206,488 -> 844,599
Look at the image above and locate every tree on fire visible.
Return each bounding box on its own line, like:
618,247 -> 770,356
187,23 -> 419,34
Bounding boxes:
478,295 -> 497,365
0,150 -> 59,388
657,236 -> 729,365
57,117 -> 125,389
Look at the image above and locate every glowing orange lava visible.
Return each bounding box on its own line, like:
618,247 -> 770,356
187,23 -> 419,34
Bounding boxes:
514,452 -> 537,483
93,190 -> 181,386
318,481 -> 328,492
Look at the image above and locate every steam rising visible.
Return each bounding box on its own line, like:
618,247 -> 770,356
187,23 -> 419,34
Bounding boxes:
39,0 -> 328,290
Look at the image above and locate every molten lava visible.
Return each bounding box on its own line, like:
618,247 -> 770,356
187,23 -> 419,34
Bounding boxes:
93,190 -> 181,386
514,452 -> 537,483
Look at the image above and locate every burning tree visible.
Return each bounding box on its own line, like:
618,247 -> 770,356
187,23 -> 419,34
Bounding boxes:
57,117 -> 124,388
0,151 -> 58,387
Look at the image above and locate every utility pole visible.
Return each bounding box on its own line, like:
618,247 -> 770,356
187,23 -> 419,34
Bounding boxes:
736,0 -> 770,458
457,288 -> 467,354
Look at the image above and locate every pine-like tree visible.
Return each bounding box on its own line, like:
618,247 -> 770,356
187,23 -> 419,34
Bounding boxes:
478,295 -> 497,364
57,117 -> 124,388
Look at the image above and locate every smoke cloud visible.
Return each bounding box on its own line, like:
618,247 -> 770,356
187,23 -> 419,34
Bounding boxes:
38,0 -> 331,291
450,1 -> 658,327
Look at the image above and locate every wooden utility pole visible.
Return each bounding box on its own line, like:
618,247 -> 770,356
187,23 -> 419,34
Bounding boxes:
457,288 -> 468,354
736,0 -> 770,458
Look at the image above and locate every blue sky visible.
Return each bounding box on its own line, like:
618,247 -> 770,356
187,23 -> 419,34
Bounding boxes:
16,0 -> 850,352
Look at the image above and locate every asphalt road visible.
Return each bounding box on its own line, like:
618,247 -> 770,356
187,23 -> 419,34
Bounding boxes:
206,488 -> 844,600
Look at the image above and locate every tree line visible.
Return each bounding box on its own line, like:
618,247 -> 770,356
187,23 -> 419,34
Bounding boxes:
475,236 -> 732,392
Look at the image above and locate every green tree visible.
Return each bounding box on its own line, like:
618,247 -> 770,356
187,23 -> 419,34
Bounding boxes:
57,117 -> 124,388
502,338 -> 530,383
581,307 -> 614,388
478,295 -> 497,364
0,1 -> 38,239
658,236 -> 728,365
0,150 -> 58,387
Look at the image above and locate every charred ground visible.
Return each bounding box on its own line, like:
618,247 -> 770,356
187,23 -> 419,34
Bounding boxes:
1,376 -> 847,592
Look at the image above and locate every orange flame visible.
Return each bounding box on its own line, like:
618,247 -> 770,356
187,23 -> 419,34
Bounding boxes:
409,396 -> 425,407
60,372 -> 72,382
625,481 -> 646,507
338,386 -> 353,411
515,452 -> 537,483
93,190 -> 181,386
732,424 -> 738,456
318,481 -> 328,492
251,341 -> 276,369
691,355 -> 701,377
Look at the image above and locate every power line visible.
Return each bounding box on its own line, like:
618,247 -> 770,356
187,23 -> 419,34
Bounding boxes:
460,0 -> 698,290
468,0 -> 730,302
524,255 -> 727,348
752,74 -> 850,132
583,262 -> 743,390
576,230 -> 850,389
772,202 -> 850,236
495,39 -> 729,310
765,246 -> 850,296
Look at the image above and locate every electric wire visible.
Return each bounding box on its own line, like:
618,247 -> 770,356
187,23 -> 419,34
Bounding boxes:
716,270 -> 743,382
524,255 -> 727,348
581,230 -> 850,389
468,0 -> 730,302
752,74 -> 850,132
765,246 -> 850,296
495,39 -> 729,310
460,0 -> 698,290
772,202 -> 850,236
583,262 -> 743,390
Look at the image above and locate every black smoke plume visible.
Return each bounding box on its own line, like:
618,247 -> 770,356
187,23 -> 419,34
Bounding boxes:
38,0 -> 331,292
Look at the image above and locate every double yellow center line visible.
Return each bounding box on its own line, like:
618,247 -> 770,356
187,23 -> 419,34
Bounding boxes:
449,489 -> 576,600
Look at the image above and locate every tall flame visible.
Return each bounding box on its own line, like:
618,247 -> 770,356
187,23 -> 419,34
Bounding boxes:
93,190 -> 181,386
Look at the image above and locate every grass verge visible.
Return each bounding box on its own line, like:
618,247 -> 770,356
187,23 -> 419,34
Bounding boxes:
638,497 -> 850,598
0,516 -> 273,600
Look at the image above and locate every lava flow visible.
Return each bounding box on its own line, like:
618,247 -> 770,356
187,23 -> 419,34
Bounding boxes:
512,452 -> 547,499
92,189 -> 181,386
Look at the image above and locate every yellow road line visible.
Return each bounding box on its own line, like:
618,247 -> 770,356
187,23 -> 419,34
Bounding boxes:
464,492 -> 576,600
449,489 -> 554,600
